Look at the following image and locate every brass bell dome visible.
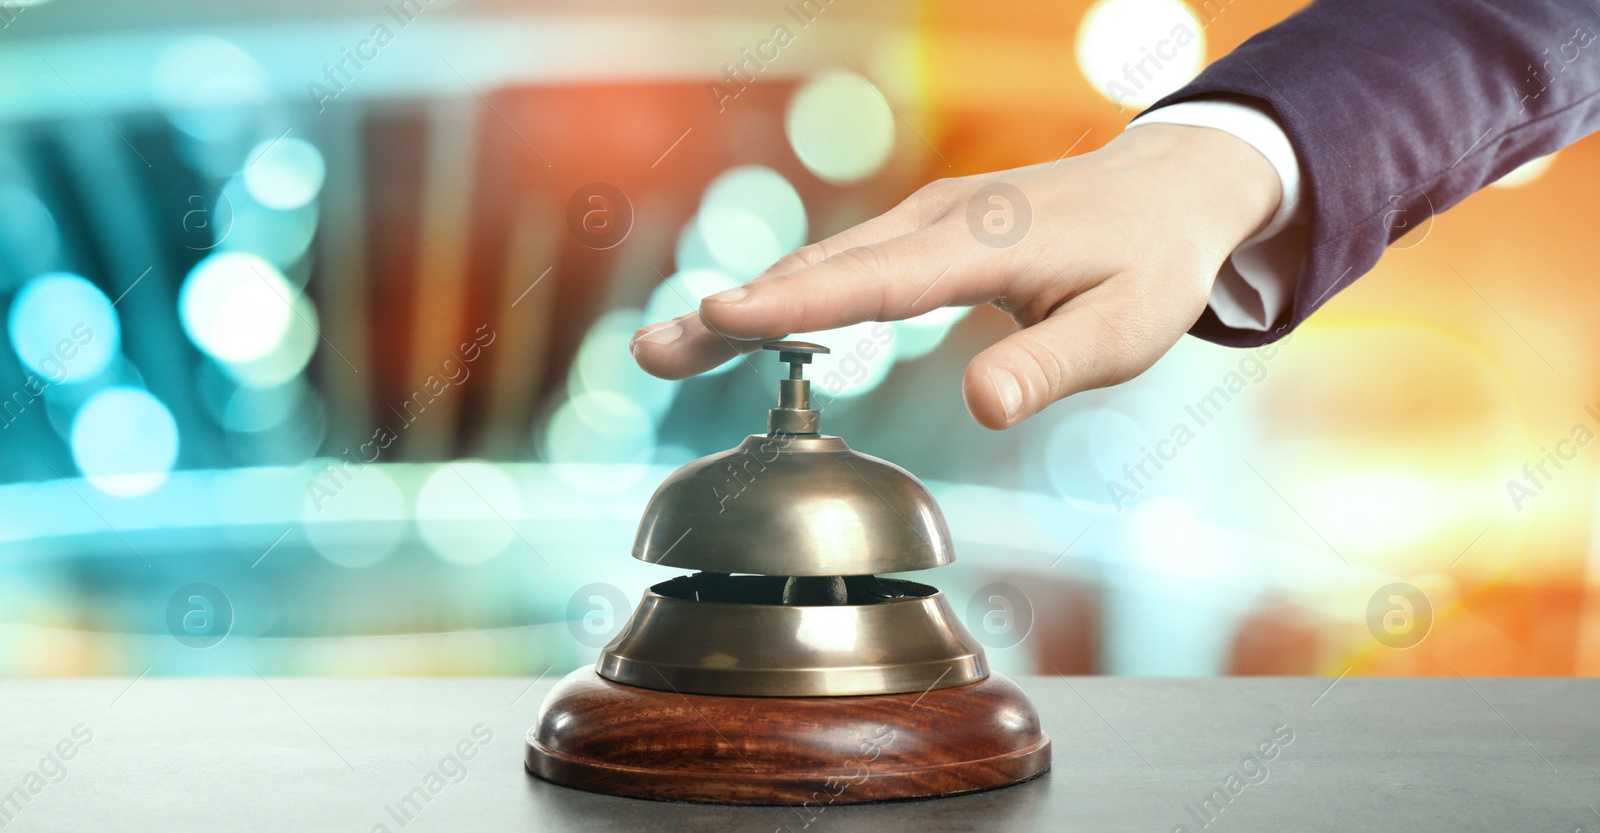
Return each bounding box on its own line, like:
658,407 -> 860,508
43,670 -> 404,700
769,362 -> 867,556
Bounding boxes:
631,341 -> 954,577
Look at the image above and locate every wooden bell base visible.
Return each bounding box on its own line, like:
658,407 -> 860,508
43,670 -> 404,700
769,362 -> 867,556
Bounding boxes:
525,667 -> 1051,805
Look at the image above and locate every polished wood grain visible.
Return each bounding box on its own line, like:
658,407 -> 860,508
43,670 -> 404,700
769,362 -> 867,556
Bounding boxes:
525,667 -> 1051,805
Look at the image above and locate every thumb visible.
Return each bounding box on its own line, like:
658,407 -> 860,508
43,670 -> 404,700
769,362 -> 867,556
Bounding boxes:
961,290 -> 1149,429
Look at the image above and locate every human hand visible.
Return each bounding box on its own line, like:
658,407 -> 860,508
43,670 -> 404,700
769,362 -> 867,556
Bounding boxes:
630,123 -> 1281,429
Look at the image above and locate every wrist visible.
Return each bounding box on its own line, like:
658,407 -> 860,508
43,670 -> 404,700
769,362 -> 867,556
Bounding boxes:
1111,123 -> 1282,253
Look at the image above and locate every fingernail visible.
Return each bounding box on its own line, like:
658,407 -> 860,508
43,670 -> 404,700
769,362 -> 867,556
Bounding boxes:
704,286 -> 748,305
633,323 -> 683,348
991,368 -> 1022,422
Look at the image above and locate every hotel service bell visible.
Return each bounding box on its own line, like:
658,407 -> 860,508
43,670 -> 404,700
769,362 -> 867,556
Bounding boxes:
526,341 -> 1050,804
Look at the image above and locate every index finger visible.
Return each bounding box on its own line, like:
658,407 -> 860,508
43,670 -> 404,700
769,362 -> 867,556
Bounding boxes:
696,224 -> 997,342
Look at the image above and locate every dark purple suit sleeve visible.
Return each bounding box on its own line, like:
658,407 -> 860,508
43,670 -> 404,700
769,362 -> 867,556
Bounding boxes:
1143,0 -> 1600,347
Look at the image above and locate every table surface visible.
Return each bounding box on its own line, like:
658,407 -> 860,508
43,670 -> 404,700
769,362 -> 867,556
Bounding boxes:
0,674 -> 1595,832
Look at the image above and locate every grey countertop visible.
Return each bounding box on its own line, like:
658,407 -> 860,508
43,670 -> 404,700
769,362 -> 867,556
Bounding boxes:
0,674 -> 1595,832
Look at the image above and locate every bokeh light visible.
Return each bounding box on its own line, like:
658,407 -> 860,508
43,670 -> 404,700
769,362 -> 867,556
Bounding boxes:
1076,0 -> 1206,110
179,252 -> 297,365
674,217 -> 719,273
301,462 -> 406,568
221,290 -> 319,388
150,36 -> 268,144
69,387 -> 179,497
243,137 -> 327,210
803,320 -> 899,400
696,166 -> 807,278
7,272 -> 120,383
1491,153 -> 1556,188
569,308 -> 677,420
1045,406 -> 1152,506
543,392 -> 655,494
891,306 -> 970,362
786,71 -> 896,184
1300,470 -> 1451,552
415,462 -> 522,565
218,174 -> 320,268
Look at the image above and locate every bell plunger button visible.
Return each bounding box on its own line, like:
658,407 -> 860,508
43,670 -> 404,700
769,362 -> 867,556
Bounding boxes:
763,340 -> 828,435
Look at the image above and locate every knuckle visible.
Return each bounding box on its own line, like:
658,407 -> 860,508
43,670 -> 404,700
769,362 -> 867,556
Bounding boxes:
1012,333 -> 1073,400
832,243 -> 894,279
918,177 -> 962,199
788,242 -> 831,269
763,242 -> 827,277
904,177 -> 963,217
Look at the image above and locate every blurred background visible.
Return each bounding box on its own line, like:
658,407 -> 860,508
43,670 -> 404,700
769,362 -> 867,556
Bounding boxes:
1,0 -> 1593,680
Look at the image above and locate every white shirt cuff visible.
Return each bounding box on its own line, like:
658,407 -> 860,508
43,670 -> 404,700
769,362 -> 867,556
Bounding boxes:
1127,99 -> 1308,332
